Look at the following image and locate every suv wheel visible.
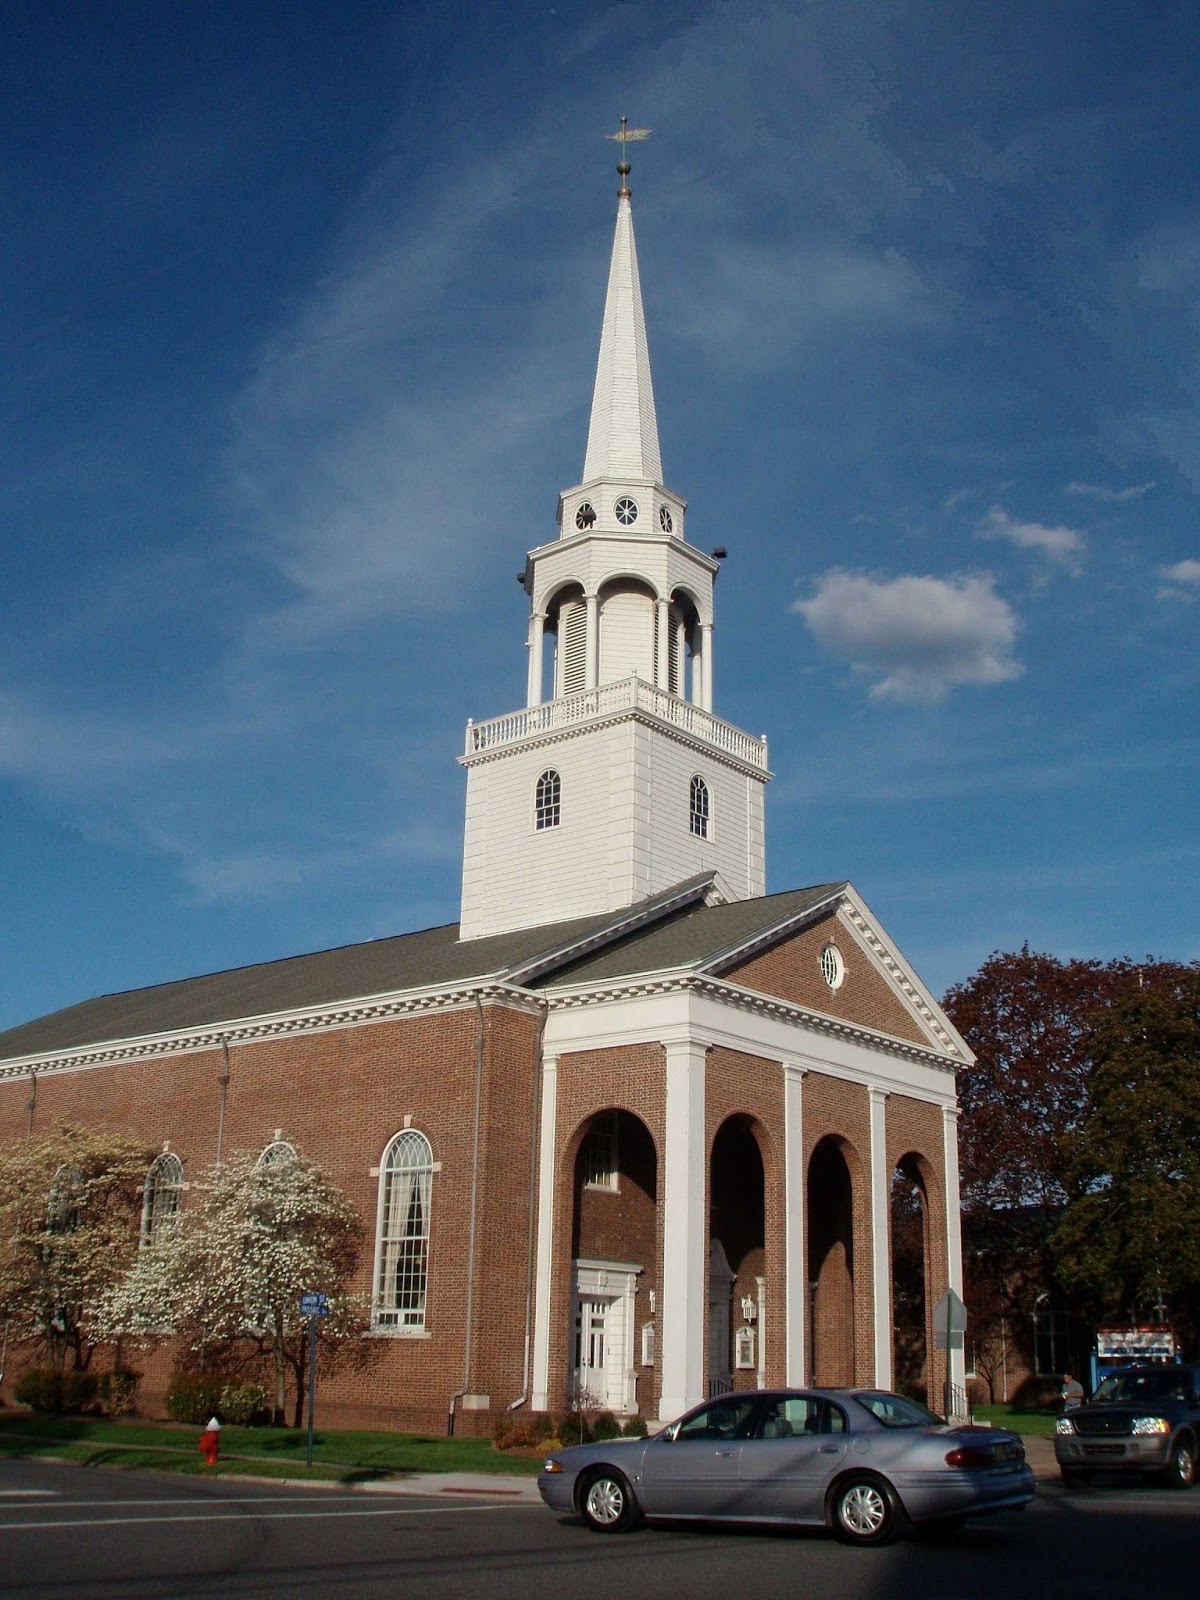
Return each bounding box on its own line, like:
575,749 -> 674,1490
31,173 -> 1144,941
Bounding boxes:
1162,1438 -> 1196,1490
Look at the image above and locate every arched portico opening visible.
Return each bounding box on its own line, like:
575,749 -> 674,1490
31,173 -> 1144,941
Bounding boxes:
568,1108 -> 658,1414
807,1136 -> 857,1386
708,1116 -> 766,1395
891,1154 -> 931,1401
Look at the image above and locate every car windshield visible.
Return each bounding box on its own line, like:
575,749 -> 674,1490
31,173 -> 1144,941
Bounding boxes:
852,1392 -> 944,1429
1092,1369 -> 1186,1405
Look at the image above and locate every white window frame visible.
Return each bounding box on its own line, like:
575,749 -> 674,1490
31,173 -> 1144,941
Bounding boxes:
535,768 -> 561,831
373,1128 -> 434,1334
689,774 -> 711,839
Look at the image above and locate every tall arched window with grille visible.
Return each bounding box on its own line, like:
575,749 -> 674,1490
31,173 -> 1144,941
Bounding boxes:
689,774 -> 711,839
141,1153 -> 183,1248
374,1130 -> 434,1331
535,768 -> 561,831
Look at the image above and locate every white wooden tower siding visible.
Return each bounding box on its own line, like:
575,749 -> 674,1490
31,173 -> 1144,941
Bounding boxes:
459,182 -> 770,941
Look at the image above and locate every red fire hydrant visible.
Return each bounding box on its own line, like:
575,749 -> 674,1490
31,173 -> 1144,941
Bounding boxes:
198,1416 -> 221,1466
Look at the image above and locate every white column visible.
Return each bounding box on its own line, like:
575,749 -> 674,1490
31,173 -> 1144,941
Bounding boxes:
659,1040 -> 707,1419
783,1062 -> 806,1385
530,1054 -> 559,1412
527,613 -> 545,707
585,594 -> 600,690
700,623 -> 713,711
655,598 -> 670,690
869,1086 -> 893,1390
942,1105 -> 965,1395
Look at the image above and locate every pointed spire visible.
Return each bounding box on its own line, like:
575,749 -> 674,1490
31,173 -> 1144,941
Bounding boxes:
582,189 -> 662,486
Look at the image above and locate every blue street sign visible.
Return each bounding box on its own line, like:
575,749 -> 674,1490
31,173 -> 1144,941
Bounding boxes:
300,1292 -> 330,1317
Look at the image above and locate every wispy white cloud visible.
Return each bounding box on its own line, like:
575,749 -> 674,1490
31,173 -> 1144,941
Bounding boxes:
1065,479 -> 1155,502
1157,557 -> 1200,603
976,505 -> 1085,573
792,569 -> 1022,705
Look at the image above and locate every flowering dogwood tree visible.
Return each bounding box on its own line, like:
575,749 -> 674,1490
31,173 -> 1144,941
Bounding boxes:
107,1149 -> 364,1425
0,1125 -> 152,1372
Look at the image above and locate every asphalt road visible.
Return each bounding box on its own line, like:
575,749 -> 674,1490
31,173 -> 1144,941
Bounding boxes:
0,1457 -> 1195,1600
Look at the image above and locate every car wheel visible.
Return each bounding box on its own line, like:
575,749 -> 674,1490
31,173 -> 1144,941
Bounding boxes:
1161,1439 -> 1196,1490
830,1474 -> 903,1546
578,1467 -> 642,1533
1060,1467 -> 1090,1487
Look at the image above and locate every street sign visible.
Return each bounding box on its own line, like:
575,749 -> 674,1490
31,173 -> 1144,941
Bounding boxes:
933,1288 -> 967,1351
300,1292 -> 330,1318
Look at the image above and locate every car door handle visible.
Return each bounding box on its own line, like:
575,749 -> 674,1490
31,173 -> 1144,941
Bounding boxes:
714,1449 -> 736,1457
819,1446 -> 842,1454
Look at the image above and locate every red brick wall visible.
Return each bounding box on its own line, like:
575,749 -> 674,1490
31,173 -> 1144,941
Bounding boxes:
0,1001 -> 542,1435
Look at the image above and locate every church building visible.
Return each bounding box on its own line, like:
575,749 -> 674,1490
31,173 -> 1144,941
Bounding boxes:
0,151 -> 971,1434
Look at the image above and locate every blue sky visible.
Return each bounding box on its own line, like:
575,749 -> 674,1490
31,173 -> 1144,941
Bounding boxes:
3,0 -> 1198,1033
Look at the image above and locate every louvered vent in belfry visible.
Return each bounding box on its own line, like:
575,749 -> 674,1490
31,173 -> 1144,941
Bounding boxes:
558,599 -> 587,695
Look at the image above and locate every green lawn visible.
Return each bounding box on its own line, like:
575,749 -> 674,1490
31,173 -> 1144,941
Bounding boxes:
0,1414 -> 544,1483
971,1404 -> 1059,1439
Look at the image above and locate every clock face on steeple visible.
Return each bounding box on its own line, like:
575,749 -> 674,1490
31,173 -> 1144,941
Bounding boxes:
614,497 -> 639,526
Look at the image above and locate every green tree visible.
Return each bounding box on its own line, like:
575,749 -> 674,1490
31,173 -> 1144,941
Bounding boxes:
1053,963 -> 1200,1344
0,1126 -> 152,1372
106,1149 -> 365,1425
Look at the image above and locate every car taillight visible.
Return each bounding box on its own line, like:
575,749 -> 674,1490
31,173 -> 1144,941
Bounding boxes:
945,1446 -> 995,1469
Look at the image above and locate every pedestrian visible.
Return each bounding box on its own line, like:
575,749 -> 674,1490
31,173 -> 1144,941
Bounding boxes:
198,1415 -> 222,1465
1061,1372 -> 1084,1411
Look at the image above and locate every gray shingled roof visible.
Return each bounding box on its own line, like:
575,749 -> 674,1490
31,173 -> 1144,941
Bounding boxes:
0,879 -> 847,1064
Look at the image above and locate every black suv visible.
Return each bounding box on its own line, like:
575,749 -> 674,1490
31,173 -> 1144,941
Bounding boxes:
1054,1364 -> 1200,1487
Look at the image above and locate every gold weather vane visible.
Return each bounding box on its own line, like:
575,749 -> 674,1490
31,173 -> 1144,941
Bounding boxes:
606,116 -> 651,196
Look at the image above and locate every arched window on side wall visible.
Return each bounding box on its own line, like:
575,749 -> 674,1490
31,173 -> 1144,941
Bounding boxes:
141,1152 -> 183,1247
689,775 -> 710,839
535,768 -> 561,831
375,1130 -> 434,1331
256,1140 -> 297,1170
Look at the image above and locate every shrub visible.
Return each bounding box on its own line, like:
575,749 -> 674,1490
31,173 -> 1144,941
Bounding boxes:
493,1410 -> 558,1451
591,1410 -> 622,1441
14,1367 -> 99,1413
622,1416 -> 648,1438
219,1382 -> 267,1426
97,1367 -> 140,1417
165,1372 -> 224,1426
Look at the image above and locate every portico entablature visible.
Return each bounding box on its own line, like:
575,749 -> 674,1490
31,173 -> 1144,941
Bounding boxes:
540,976 -> 960,1108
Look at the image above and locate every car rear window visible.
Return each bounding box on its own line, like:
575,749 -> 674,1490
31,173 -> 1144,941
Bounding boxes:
853,1393 -> 943,1428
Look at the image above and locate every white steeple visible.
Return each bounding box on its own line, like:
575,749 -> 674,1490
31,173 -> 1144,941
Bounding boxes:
582,192 -> 662,486
458,137 -> 770,942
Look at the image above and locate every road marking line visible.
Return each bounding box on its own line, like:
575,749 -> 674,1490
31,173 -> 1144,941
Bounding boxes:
0,1503 -> 522,1533
0,1490 -> 59,1498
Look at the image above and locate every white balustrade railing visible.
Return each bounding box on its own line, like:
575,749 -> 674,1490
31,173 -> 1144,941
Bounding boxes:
465,675 -> 768,769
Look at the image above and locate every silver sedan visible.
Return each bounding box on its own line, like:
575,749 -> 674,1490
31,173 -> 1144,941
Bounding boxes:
538,1389 -> 1034,1545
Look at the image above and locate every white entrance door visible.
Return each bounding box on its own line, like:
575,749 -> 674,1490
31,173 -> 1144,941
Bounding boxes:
574,1296 -> 613,1407
572,1258 -> 641,1413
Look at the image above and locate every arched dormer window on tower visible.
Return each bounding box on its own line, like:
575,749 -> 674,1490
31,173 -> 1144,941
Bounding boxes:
690,775 -> 711,839
535,768 -> 561,830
